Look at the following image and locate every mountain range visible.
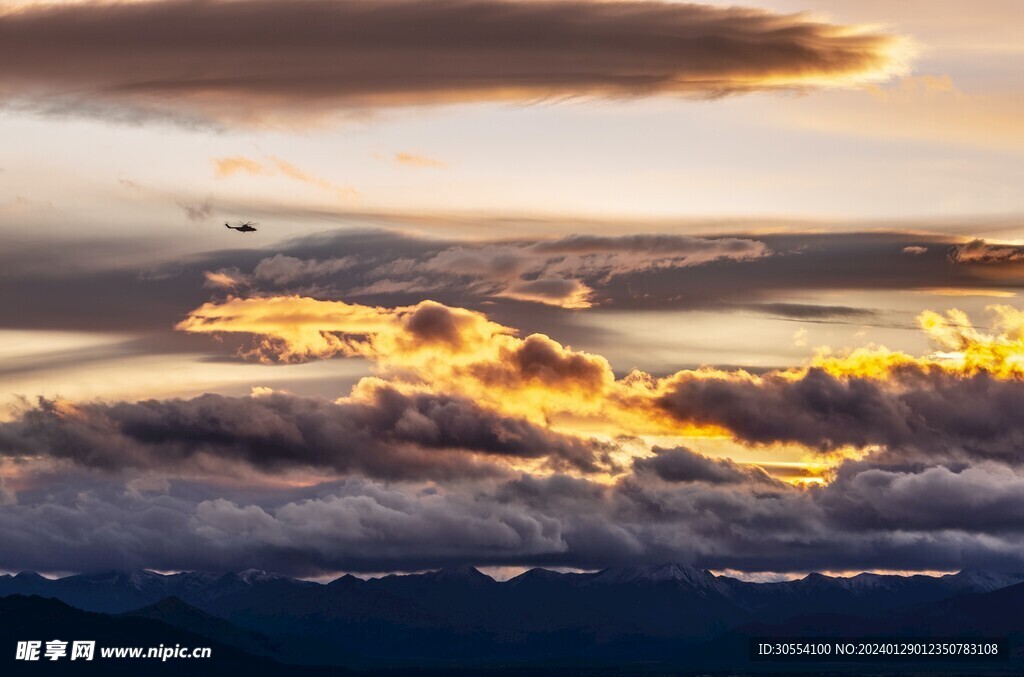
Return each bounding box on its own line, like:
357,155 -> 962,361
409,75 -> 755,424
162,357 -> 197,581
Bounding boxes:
2,564 -> 1023,673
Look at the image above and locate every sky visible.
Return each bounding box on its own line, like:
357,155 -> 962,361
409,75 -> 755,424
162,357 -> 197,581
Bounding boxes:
2,0 -> 1024,578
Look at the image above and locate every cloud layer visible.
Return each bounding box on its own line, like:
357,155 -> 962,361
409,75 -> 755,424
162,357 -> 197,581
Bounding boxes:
175,295 -> 1024,461
3,457 -> 1024,574
6,228 -> 1022,339
5,293 -> 1024,573
0,382 -> 617,479
0,0 -> 908,124
6,226 -> 1024,574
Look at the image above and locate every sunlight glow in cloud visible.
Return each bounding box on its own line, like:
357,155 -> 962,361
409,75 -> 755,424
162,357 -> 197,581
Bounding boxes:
177,295 -> 1024,460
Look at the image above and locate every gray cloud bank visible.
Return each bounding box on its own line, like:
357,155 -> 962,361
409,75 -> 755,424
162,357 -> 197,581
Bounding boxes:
0,387 -> 615,479
659,367 -> 1024,463
0,0 -> 904,124
2,454 -> 1023,575
2,386 -> 1024,574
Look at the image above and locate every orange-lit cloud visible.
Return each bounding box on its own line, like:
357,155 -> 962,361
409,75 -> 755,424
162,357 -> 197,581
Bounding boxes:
177,295 -> 653,430
815,305 -> 1024,380
914,288 -> 1017,298
176,296 -> 511,365
495,278 -> 594,310
203,270 -> 243,289
394,153 -> 445,169
213,155 -> 359,199
12,299 -> 1024,574
178,296 -> 1024,462
212,156 -> 268,179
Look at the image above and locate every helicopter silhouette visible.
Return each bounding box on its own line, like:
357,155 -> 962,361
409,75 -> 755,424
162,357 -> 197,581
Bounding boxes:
225,221 -> 258,233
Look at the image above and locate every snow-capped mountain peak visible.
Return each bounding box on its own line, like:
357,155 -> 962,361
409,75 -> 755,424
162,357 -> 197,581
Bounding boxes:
592,563 -> 718,587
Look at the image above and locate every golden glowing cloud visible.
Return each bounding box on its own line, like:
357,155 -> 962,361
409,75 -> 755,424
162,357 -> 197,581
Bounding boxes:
177,296 -> 1024,477
816,305 -> 1024,380
176,295 -> 511,366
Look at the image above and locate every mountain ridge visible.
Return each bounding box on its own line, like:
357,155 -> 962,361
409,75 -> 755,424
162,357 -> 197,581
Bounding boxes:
3,566 -> 1024,669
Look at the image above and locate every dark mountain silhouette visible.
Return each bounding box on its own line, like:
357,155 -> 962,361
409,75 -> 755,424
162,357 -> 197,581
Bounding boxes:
115,596 -> 288,660
879,580 -> 1024,639
689,581 -> 1024,670
2,564 -> 1023,670
0,595 -> 285,675
0,569 -> 316,614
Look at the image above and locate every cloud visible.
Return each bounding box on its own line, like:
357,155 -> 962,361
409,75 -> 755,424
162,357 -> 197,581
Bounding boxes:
213,156 -> 359,199
212,156 -> 269,178
820,461 -> 1024,533
902,245 -> 928,255
771,73 -> 1024,154
632,446 -> 778,485
178,294 -> 1024,465
496,278 -> 594,310
0,383 -> 615,479
203,269 -> 243,290
949,238 -> 1024,264
393,153 -> 445,169
742,303 -> 874,320
360,234 -> 772,308
176,296 -> 514,364
0,0 -> 908,125
176,197 -> 214,222
655,306 -> 1024,459
251,254 -> 357,286
4,455 -> 1024,574
176,295 -> 638,429
0,479 -> 15,507
1,228 -> 1011,338
10,283 -> 1024,573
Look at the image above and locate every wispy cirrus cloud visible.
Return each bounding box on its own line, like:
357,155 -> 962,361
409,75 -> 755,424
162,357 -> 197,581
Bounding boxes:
341,234 -> 773,308
0,0 -> 910,126
393,152 -> 446,169
213,156 -> 359,200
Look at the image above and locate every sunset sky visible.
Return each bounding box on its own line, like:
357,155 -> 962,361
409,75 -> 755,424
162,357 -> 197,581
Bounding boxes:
2,0 -> 1024,578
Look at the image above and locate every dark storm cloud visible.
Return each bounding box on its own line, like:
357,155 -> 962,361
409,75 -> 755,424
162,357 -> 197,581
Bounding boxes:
658,366 -> 1024,462
3,456 -> 1024,575
0,386 -> 614,479
0,0 -> 905,125
820,461 -> 1024,533
0,477 -> 573,574
632,446 -> 777,485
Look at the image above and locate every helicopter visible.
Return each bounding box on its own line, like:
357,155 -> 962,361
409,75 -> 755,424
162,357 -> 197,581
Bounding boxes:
225,221 -> 259,233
